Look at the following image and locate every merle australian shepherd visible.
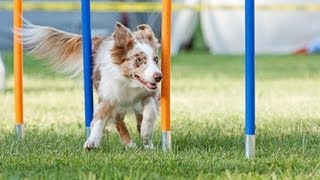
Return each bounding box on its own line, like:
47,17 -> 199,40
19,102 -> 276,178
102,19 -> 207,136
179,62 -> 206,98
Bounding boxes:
22,22 -> 162,150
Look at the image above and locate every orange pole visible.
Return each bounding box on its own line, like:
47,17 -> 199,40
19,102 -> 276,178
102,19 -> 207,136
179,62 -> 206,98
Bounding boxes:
13,0 -> 24,129
161,0 -> 171,151
161,0 -> 171,131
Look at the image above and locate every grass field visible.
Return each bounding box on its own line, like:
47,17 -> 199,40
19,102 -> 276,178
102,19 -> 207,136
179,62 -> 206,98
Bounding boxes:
0,52 -> 320,179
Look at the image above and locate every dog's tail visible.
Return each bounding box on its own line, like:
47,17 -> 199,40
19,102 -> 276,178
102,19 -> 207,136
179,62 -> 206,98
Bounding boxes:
21,22 -> 83,77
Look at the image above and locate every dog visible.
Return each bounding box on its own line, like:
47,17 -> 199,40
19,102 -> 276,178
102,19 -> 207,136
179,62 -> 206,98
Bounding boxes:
22,22 -> 162,150
0,52 -> 6,90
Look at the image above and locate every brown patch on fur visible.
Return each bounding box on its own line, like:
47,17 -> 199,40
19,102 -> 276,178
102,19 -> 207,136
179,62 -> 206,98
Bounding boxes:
44,29 -> 82,66
92,37 -> 106,57
92,67 -> 101,90
133,24 -> 160,51
94,101 -> 112,120
111,22 -> 134,65
119,61 -> 132,76
133,52 -> 147,68
22,26 -> 85,76
118,51 -> 148,77
115,118 -> 132,145
91,37 -> 106,90
134,113 -> 143,135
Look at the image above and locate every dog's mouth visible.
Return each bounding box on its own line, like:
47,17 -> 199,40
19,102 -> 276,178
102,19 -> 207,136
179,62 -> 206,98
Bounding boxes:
134,75 -> 158,90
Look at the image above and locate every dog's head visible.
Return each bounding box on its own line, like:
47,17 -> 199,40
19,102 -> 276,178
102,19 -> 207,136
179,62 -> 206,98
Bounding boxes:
111,22 -> 162,91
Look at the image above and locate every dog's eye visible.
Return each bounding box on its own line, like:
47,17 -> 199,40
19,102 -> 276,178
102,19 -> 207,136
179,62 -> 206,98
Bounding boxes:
135,58 -> 143,67
153,57 -> 159,64
136,58 -> 142,63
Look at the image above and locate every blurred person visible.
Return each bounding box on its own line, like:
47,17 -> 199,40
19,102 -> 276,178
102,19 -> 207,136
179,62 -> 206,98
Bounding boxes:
294,38 -> 320,55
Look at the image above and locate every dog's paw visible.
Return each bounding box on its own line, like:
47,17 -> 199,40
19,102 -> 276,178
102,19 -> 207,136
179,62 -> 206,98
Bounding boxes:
143,142 -> 155,150
125,141 -> 137,149
83,139 -> 100,150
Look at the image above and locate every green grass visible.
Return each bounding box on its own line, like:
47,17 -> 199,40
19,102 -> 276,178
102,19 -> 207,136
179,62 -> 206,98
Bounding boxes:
1,52 -> 320,179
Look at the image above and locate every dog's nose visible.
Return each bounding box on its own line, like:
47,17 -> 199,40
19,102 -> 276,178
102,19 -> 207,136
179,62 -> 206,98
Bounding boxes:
153,73 -> 163,82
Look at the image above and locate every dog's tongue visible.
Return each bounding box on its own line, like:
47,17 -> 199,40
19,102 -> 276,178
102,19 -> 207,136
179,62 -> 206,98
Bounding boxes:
146,82 -> 157,90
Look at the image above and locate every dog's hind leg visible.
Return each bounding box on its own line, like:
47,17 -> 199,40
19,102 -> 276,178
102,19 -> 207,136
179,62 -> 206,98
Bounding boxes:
84,102 -> 113,150
115,113 -> 136,148
140,97 -> 157,149
134,111 -> 143,135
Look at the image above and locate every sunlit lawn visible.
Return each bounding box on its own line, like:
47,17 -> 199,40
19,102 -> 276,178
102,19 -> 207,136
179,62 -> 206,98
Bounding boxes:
0,52 -> 320,179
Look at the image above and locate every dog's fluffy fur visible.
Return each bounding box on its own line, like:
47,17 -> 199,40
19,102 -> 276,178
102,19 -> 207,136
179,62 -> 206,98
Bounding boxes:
0,53 -> 5,90
22,22 -> 162,150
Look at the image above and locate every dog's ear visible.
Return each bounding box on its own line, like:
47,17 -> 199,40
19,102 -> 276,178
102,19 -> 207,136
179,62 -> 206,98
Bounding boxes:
136,24 -> 153,33
111,22 -> 134,64
136,24 -> 160,49
113,22 -> 133,47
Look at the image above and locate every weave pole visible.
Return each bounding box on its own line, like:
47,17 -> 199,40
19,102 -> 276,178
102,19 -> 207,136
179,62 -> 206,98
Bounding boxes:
245,0 -> 255,158
13,0 -> 24,139
161,0 -> 172,152
81,0 -> 93,139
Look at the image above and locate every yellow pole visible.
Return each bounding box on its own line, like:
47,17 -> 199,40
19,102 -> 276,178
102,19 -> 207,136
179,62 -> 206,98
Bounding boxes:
14,0 -> 24,138
161,0 -> 171,151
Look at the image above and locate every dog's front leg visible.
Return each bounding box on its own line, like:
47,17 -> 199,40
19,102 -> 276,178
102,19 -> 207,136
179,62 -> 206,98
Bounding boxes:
141,97 -> 157,149
115,113 -> 137,149
84,102 -> 113,150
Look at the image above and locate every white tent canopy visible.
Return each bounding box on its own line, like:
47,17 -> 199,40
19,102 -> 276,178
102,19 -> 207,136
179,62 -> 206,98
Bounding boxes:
172,0 -> 320,54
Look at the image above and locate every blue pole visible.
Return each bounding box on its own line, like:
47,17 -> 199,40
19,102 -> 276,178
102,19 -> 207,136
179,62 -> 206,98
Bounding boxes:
245,0 -> 255,158
81,0 -> 93,139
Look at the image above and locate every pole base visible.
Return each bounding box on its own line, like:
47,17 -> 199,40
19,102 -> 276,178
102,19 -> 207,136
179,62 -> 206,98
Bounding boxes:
15,124 -> 24,139
162,131 -> 172,152
245,135 -> 255,158
85,127 -> 91,139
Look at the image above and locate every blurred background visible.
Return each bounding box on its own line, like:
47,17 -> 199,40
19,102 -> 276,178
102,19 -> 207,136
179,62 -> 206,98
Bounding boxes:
1,0 -> 320,55
1,2 -> 320,177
